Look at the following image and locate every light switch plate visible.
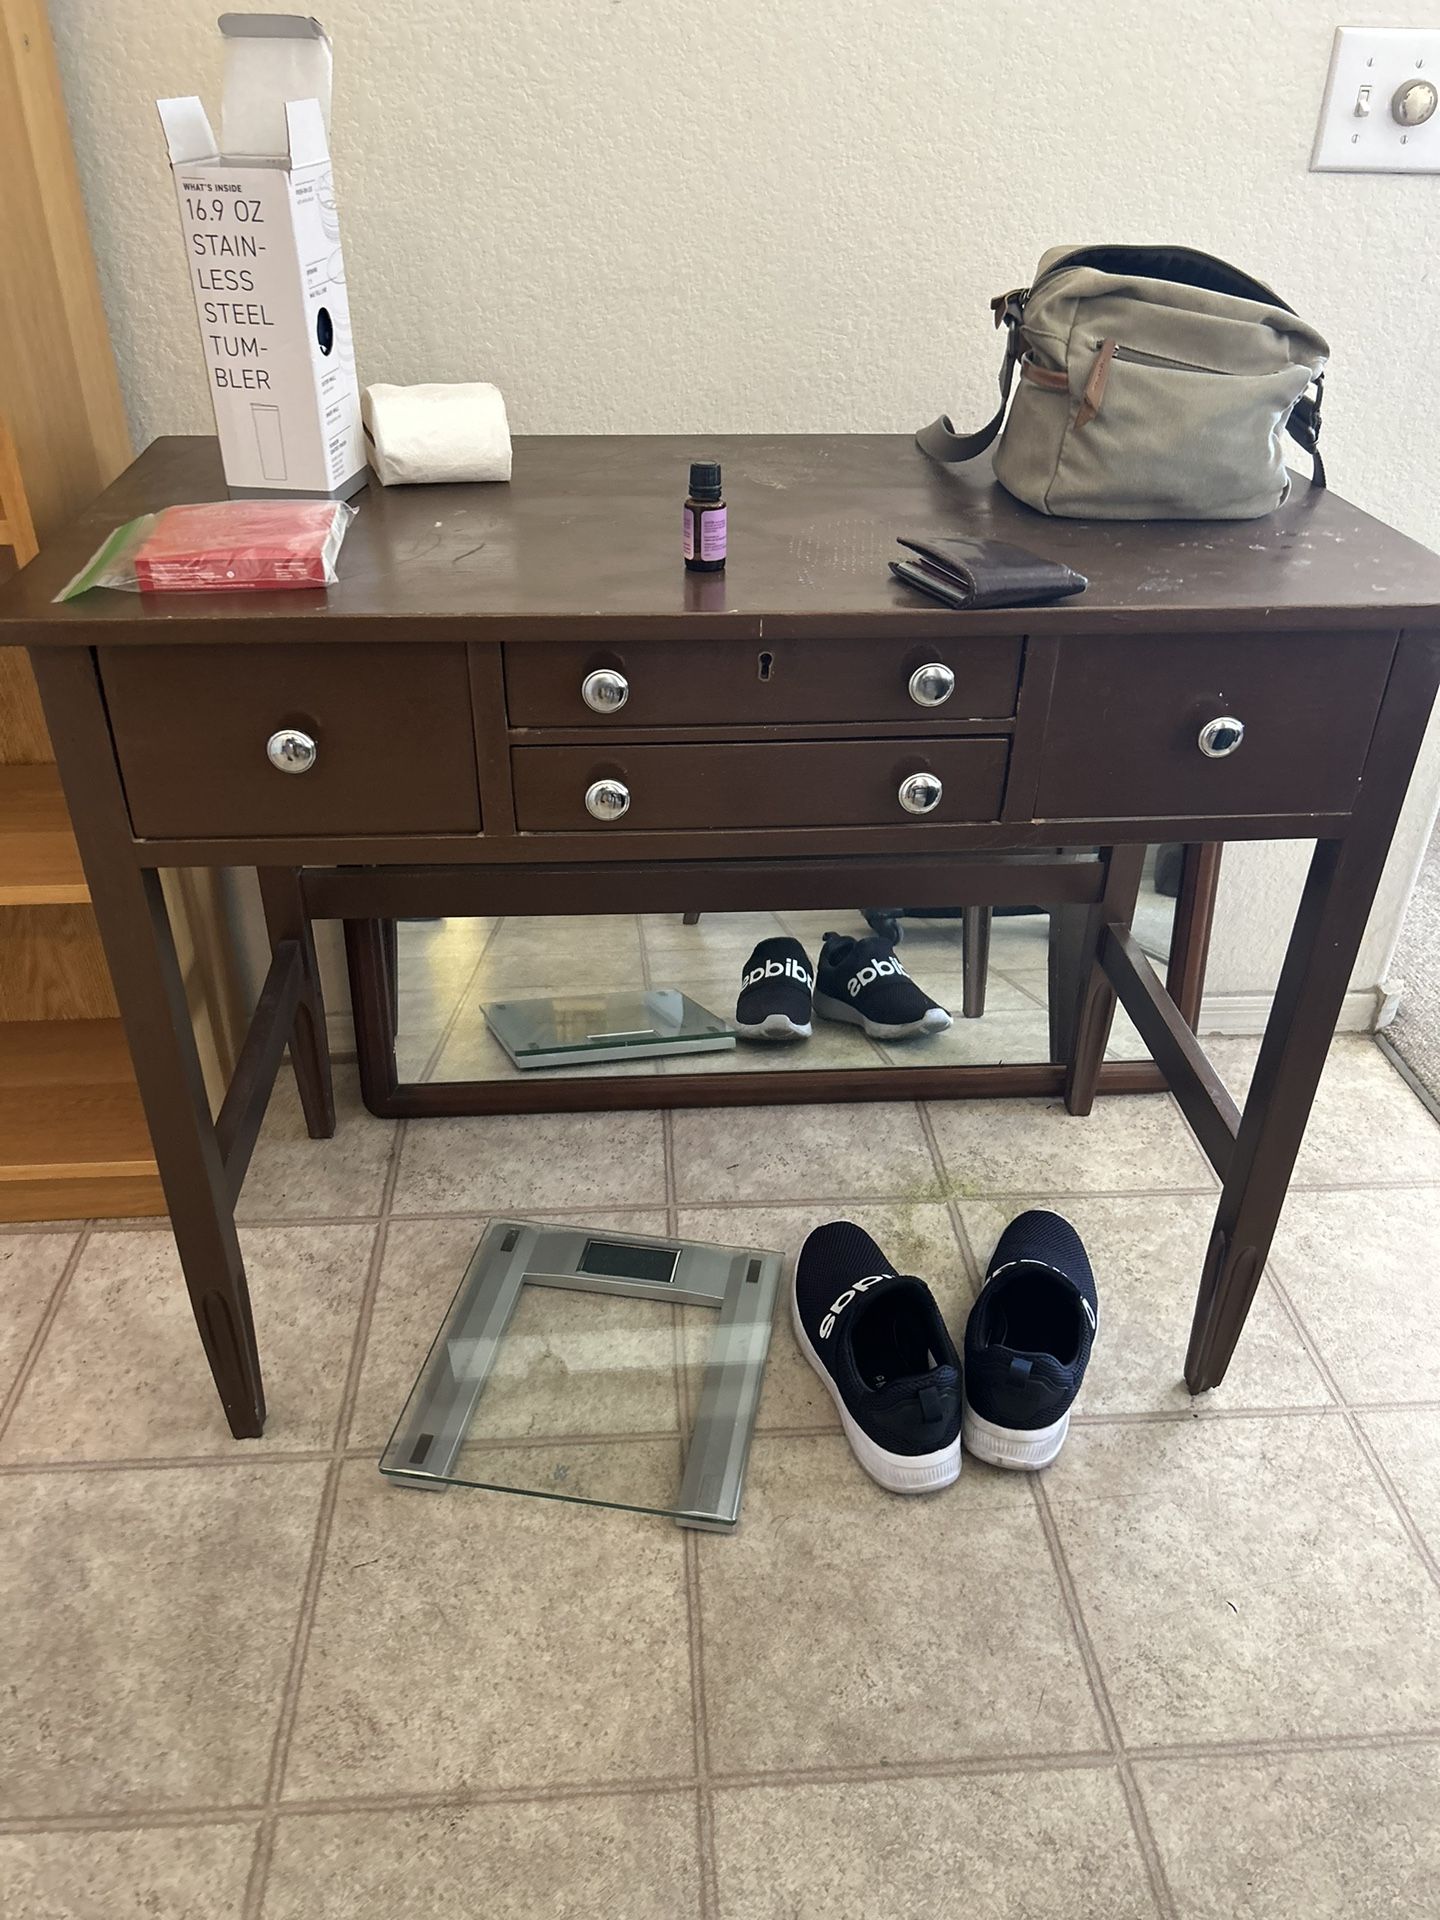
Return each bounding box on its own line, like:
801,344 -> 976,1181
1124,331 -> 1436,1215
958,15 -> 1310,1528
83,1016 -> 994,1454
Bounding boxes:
1312,25 -> 1440,172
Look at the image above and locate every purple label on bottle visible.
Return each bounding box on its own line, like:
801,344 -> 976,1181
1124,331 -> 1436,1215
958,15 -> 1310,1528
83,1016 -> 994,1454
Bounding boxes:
700,505 -> 727,562
682,505 -> 695,560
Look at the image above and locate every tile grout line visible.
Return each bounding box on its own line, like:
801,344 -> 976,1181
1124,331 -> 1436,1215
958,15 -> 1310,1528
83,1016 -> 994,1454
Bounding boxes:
923,1098 -> 1180,1907
56,1172 -> 1440,1240
1262,1250 -> 1440,1597
0,1224 -> 93,1448
1028,1476 -> 1178,1920
682,1527 -> 720,1920
653,914 -> 713,1920
413,917 -> 509,1085
17,1723 -> 1440,1838
241,1118 -> 407,1920
914,1100 -> 984,1302
21,1395 -> 1440,1483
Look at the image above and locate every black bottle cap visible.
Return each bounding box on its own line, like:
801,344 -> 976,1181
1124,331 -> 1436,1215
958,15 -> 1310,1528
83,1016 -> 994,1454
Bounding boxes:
688,460 -> 722,499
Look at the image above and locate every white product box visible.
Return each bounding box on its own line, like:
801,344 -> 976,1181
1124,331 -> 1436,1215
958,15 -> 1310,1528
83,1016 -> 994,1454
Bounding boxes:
158,15 -> 365,499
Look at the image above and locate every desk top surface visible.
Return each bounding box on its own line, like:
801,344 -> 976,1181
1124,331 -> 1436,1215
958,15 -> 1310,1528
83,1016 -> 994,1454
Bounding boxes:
5,434 -> 1440,645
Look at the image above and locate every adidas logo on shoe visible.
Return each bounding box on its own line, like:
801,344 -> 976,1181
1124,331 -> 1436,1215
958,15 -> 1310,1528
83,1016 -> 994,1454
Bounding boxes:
734,936 -> 816,1043
846,956 -> 907,999
818,1270 -> 892,1338
741,956 -> 815,993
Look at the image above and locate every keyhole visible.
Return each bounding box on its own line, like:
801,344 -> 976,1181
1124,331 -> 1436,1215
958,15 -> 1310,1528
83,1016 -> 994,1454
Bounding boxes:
758,651 -> 773,681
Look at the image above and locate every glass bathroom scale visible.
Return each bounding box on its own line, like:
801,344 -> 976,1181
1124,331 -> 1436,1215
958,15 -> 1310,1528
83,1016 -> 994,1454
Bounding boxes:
380,1219 -> 782,1529
482,988 -> 735,1069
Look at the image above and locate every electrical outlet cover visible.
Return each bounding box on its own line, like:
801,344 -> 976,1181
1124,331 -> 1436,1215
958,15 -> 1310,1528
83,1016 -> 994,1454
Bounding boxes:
1312,25 -> 1440,173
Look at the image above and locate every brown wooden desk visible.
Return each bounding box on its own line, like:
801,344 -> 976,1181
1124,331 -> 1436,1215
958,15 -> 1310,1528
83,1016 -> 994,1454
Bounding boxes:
2,434 -> 1438,1440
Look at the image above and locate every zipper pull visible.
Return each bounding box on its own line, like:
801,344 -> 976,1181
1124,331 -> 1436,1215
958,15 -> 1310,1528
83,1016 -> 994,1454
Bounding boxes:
1075,337 -> 1118,429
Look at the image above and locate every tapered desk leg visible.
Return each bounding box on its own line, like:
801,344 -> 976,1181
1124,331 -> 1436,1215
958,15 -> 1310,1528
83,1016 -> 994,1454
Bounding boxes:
1187,840 -> 1387,1390
1062,844 -> 1146,1114
258,869 -> 335,1140
1187,635 -> 1440,1392
31,650 -> 265,1437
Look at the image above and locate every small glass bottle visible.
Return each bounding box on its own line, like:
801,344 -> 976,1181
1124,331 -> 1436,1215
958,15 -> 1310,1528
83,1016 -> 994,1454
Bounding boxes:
683,461 -> 726,572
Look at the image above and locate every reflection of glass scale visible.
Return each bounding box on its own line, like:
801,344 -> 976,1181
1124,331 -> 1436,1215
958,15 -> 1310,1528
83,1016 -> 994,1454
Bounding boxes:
485,988 -> 735,1069
382,1220 -> 781,1529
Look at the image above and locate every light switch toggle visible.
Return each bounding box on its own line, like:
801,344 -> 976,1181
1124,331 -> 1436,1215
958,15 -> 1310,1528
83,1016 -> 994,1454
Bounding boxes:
1392,79 -> 1438,126
1355,85 -> 1372,117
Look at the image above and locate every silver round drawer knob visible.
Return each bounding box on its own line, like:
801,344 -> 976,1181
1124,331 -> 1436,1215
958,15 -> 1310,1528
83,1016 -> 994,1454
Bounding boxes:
1198,716 -> 1245,759
908,662 -> 955,708
266,728 -> 317,774
898,771 -> 943,815
585,778 -> 631,822
581,668 -> 630,714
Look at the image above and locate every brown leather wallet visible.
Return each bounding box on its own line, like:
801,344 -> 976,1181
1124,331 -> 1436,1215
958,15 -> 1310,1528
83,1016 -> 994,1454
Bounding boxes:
892,534 -> 1088,609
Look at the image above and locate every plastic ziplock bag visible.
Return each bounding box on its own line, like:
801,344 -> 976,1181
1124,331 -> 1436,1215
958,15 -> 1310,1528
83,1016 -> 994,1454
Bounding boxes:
54,499 -> 357,600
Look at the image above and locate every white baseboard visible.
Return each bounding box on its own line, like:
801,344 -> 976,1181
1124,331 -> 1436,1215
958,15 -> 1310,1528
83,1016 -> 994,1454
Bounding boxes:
1197,986 -> 1383,1037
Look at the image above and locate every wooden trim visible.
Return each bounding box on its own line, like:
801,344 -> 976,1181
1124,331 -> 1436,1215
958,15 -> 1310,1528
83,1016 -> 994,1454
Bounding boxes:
130,809 -> 1354,869
1102,922 -> 1239,1173
360,1060 -> 1171,1118
303,854 -> 1105,921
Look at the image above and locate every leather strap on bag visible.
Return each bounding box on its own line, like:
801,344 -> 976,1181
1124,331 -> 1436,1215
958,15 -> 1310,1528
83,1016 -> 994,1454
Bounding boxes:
914,291 -> 1027,464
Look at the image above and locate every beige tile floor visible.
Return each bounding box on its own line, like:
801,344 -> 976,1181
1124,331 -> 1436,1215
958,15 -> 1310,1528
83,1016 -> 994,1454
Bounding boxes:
4,951 -> 1440,1914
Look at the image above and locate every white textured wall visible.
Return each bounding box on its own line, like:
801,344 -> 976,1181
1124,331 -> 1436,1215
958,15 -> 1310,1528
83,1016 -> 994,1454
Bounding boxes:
48,0 -> 1440,1009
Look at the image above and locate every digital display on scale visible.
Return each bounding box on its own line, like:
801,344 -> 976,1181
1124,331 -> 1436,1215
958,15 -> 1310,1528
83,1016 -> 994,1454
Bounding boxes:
579,1238 -> 679,1285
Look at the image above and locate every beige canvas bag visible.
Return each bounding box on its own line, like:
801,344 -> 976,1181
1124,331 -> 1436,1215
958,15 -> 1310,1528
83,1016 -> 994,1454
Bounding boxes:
917,245 -> 1329,519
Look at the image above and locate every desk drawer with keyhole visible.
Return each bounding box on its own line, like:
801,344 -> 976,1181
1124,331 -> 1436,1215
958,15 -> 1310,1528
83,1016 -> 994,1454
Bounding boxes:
101,644 -> 482,837
503,637 -> 1022,728
511,738 -> 1009,832
1033,633 -> 1395,820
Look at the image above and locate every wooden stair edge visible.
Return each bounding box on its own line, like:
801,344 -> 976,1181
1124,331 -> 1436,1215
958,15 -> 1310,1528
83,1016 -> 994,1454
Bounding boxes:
0,1016 -> 163,1222
0,761 -> 89,905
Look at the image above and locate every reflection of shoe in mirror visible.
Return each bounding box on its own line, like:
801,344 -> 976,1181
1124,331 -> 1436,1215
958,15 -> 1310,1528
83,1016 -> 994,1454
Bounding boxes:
734,937 -> 814,1041
793,1220 -> 962,1492
813,933 -> 952,1040
962,1209 -> 1097,1470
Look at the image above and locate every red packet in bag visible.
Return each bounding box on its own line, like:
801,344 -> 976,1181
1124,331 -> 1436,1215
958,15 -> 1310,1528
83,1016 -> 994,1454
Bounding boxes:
55,500 -> 358,600
132,499 -> 355,587
131,501 -> 355,591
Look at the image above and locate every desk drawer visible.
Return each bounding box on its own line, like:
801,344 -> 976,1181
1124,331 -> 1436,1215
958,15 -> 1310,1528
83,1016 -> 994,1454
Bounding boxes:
504,637 -> 1022,728
1034,634 -> 1394,821
102,644 -> 481,838
512,738 -> 1008,832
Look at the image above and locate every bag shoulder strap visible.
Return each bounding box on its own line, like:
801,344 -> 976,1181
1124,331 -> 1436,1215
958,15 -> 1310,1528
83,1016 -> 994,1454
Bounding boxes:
915,291 -> 1026,465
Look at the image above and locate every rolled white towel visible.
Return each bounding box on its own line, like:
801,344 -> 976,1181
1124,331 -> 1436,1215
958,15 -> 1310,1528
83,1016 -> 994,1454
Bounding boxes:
362,382 -> 513,485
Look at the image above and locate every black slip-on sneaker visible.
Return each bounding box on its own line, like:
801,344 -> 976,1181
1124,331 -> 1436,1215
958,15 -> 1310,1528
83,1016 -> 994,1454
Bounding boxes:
735,936 -> 814,1041
962,1209 -> 1097,1469
812,932 -> 952,1040
793,1220 -> 962,1492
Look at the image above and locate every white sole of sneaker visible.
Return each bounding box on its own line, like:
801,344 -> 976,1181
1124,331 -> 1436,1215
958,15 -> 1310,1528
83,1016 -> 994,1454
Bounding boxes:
812,990 -> 952,1042
734,1013 -> 812,1042
790,1285 -> 960,1494
961,1396 -> 1070,1470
